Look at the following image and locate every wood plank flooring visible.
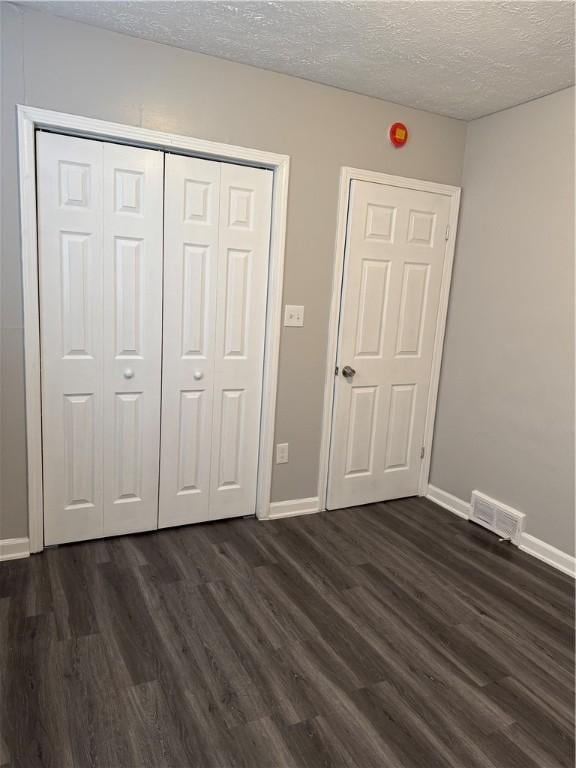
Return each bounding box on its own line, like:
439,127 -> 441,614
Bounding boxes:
0,497 -> 574,767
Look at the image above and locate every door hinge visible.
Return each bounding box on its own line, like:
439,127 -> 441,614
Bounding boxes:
445,225 -> 450,241
420,446 -> 425,459
335,365 -> 339,376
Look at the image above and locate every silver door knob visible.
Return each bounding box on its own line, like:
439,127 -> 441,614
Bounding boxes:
342,365 -> 356,378
123,368 -> 135,379
193,370 -> 204,381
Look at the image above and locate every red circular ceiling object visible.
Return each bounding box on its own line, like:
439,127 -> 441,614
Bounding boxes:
389,122 -> 408,148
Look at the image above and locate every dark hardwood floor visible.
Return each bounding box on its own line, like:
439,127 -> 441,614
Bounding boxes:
1,497 -> 574,767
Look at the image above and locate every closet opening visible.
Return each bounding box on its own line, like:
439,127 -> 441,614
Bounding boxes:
17,106 -> 290,552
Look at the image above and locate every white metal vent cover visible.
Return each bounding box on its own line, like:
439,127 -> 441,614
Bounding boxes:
470,491 -> 525,545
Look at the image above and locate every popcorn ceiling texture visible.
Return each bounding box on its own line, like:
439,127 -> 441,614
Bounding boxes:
27,0 -> 575,120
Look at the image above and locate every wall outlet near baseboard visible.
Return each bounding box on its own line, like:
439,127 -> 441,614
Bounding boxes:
276,442 -> 289,464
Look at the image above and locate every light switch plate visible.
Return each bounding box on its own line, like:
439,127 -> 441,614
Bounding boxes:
284,304 -> 305,327
276,443 -> 289,464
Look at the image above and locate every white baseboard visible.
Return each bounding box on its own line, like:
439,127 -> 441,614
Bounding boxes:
519,534 -> 575,578
426,485 -> 575,578
0,537 -> 30,562
426,484 -> 470,519
266,496 -> 320,520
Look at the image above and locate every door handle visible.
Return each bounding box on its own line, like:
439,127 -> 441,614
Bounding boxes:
193,370 -> 204,381
123,368 -> 135,379
342,365 -> 356,378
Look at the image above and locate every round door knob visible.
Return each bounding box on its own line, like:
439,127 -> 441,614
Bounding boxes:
193,370 -> 204,381
342,365 -> 356,378
123,368 -> 135,379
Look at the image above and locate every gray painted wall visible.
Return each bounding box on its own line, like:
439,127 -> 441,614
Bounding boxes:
430,87 -> 575,555
0,4 -> 467,539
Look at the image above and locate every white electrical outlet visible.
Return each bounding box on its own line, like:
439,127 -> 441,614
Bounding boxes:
276,443 -> 289,464
284,305 -> 304,327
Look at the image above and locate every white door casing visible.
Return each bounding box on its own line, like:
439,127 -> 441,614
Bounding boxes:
159,155 -> 273,527
38,132 -> 163,545
327,178 -> 452,509
19,106 -> 289,553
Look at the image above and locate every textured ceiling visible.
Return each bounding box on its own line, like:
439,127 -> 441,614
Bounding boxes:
25,1 -> 575,120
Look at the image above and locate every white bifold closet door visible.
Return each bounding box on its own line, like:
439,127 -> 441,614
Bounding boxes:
159,155 -> 273,527
38,132 -> 163,545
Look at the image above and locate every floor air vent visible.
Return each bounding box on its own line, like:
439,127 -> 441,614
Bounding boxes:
470,491 -> 525,545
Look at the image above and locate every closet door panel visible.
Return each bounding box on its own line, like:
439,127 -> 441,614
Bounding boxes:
159,157 -> 273,526
38,133 -> 163,545
159,155 -> 220,527
38,133 -> 104,545
102,143 -> 164,536
209,164 -> 273,520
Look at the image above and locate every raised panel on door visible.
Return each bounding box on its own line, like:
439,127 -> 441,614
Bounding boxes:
113,237 -> 143,357
38,132 -> 104,544
344,386 -> 378,477
384,384 -> 417,470
102,143 -> 163,536
63,394 -> 96,510
355,260 -> 390,357
217,389 -> 245,488
38,133 -> 163,545
209,163 -> 273,520
113,393 -> 143,501
328,179 -> 452,509
61,232 -> 92,358
223,249 -> 250,357
181,244 -> 209,357
176,390 -> 205,494
159,155 -> 220,527
395,263 -> 430,357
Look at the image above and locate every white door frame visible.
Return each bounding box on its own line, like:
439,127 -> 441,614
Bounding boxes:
317,167 -> 461,512
17,105 -> 290,553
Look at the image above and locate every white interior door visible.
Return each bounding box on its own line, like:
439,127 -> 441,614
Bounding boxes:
327,179 -> 452,510
159,154 -> 273,527
38,132 -> 163,545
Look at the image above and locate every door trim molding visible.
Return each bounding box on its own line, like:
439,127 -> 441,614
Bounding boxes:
317,167 -> 461,512
17,105 -> 290,552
